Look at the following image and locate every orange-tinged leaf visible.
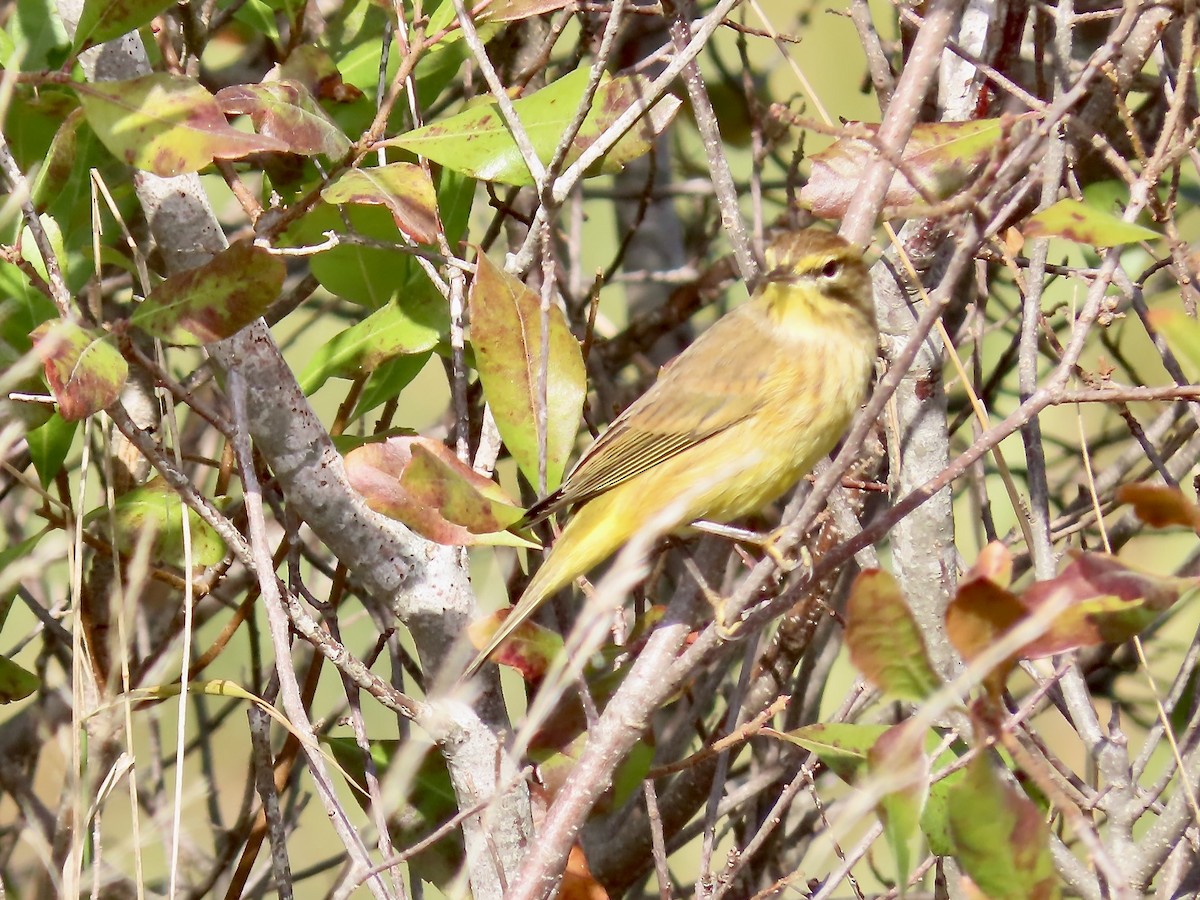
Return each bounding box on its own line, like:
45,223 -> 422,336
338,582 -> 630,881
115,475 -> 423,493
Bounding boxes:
1017,552 -> 1184,658
273,45 -> 366,105
846,570 -> 941,701
216,80 -> 352,158
425,0 -> 573,35
469,250 -> 586,491
947,755 -> 1061,900
950,550 -> 1186,670
1024,594 -> 1155,658
345,437 -> 538,547
945,571 -> 1026,696
30,319 -> 127,421
1116,483 -> 1200,531
467,609 -> 563,679
321,164 -> 440,244
132,241 -> 284,345
966,541 -> 1014,589
75,73 -> 289,177
562,845 -> 608,900
801,117 -> 1027,218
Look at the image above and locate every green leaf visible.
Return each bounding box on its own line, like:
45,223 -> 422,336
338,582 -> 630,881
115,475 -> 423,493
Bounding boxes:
0,656 -> 39,704
232,0 -> 283,44
96,479 -> 227,567
845,570 -> 941,701
767,723 -> 891,782
0,529 -> 51,633
31,113 -> 122,248
437,168 -> 476,249
411,35 -> 474,110
283,203 -> 415,308
351,352 -> 432,420
0,326 -> 53,431
9,0 -> 70,71
869,723 -> 930,892
921,743 -> 970,858
132,241 -> 284,345
322,163 -> 441,244
26,413 -> 78,488
29,319 -> 128,421
0,23 -> 14,66
385,67 -> 681,187
1148,308 -> 1200,379
19,214 -> 67,287
0,281 -> 56,351
298,284 -> 446,393
344,436 -> 537,547
1023,198 -> 1159,247
947,755 -> 1061,900
468,250 -> 585,491
610,740 -> 657,810
423,0 -> 502,47
30,108 -> 85,212
215,80 -> 352,158
74,0 -> 176,50
75,73 -> 289,177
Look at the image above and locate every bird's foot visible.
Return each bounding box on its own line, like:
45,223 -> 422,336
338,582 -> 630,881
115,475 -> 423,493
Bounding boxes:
692,520 -> 809,575
683,557 -> 742,640
761,527 -> 812,576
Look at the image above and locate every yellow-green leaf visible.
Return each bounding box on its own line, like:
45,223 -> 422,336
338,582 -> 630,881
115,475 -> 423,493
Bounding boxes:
469,250 -> 585,491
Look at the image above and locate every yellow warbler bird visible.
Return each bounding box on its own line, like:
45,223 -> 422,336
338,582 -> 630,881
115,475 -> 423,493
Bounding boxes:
466,229 -> 876,677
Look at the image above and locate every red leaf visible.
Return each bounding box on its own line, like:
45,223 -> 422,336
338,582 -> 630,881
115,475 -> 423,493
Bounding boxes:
344,436 -> 536,547
30,319 -> 127,421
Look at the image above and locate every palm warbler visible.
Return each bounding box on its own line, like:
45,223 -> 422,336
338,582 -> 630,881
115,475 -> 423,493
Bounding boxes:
466,229 -> 876,676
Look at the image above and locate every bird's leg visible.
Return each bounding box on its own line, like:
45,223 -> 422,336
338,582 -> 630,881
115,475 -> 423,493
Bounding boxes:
681,557 -> 743,640
690,520 -> 807,574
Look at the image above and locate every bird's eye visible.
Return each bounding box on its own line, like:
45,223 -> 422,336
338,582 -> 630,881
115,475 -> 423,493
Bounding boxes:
820,260 -> 842,279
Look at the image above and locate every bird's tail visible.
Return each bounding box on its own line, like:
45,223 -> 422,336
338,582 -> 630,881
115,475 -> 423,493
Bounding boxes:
463,495 -> 629,677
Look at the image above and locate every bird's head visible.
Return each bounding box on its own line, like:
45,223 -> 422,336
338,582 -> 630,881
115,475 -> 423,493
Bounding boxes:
759,229 -> 876,331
